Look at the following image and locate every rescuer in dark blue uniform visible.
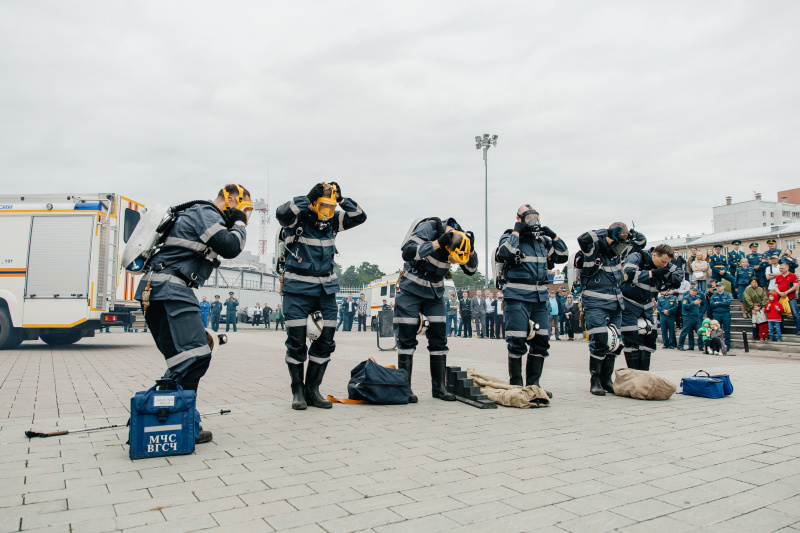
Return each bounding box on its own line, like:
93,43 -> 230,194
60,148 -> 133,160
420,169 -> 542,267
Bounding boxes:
395,217 -> 478,403
497,205 -> 568,394
136,184 -> 251,444
621,244 -> 682,371
576,222 -> 647,396
275,182 -> 367,410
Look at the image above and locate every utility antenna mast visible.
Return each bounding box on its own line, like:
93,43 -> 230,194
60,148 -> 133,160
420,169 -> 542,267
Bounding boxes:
253,198 -> 269,256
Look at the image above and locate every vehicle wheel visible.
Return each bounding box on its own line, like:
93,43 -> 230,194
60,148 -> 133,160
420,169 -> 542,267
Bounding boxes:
40,330 -> 83,346
371,316 -> 378,330
0,308 -> 22,350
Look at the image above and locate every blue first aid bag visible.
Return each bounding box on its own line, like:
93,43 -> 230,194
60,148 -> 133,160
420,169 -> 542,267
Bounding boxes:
347,359 -> 409,405
129,379 -> 199,460
680,371 -> 725,399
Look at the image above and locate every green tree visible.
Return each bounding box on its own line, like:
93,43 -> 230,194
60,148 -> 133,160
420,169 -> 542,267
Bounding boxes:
335,262 -> 386,287
451,267 -> 489,289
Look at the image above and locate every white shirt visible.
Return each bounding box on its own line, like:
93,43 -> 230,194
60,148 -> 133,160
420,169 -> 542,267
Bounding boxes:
253,306 -> 262,316
767,265 -> 781,290
485,298 -> 495,313
496,299 -> 504,316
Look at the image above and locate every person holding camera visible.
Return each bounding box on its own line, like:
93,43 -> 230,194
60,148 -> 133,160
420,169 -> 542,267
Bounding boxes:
621,244 -> 682,371
576,222 -> 646,396
497,205 -> 568,393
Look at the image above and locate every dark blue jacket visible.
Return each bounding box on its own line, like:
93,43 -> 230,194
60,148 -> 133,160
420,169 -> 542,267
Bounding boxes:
657,294 -> 679,316
622,250 -> 683,312
577,229 -> 646,311
209,301 -> 222,316
135,204 -> 246,306
727,249 -> 745,274
399,219 -> 478,299
708,253 -> 728,277
681,293 -> 704,321
734,266 -> 755,287
710,291 -> 732,315
497,230 -> 568,303
276,195 -> 366,296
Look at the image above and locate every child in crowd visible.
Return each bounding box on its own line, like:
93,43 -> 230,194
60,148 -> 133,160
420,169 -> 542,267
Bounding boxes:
751,303 -> 768,341
708,320 -> 727,355
765,292 -> 784,341
697,318 -> 712,354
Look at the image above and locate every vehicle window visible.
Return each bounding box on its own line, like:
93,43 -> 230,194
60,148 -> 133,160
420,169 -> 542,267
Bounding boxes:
123,208 -> 141,243
390,285 -> 396,297
381,286 -> 387,296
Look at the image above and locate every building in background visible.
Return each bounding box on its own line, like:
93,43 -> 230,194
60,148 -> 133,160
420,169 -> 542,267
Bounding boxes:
713,191 -> 800,232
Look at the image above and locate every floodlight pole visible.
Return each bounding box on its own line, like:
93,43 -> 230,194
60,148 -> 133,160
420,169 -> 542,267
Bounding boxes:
475,134 -> 498,288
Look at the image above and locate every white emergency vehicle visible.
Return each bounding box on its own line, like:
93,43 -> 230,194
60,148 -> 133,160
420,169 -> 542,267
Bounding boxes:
0,193 -> 145,348
363,272 -> 457,328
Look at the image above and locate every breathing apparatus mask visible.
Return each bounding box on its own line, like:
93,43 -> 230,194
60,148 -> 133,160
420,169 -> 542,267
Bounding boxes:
518,205 -> 541,237
446,231 -> 471,264
223,184 -> 253,223
309,183 -> 338,222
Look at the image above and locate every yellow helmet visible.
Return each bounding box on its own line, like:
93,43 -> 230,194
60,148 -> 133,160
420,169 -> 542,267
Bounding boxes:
447,231 -> 471,264
223,184 -> 253,222
309,183 -> 338,221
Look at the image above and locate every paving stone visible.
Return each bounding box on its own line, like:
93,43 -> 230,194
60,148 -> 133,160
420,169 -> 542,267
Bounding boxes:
317,508 -> 404,533
728,507 -> 799,532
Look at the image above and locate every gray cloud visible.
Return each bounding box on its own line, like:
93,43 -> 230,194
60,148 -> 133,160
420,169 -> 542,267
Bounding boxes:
1,1 -> 798,276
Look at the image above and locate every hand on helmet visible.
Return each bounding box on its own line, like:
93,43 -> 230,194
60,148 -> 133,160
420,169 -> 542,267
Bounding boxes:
651,267 -> 670,279
328,181 -> 342,203
465,230 -> 475,251
513,222 -> 525,234
437,232 -> 454,249
225,208 -> 248,229
541,226 -> 557,239
307,183 -> 325,203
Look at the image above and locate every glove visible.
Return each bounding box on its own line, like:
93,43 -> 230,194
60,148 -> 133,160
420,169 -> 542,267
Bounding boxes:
651,267 -> 670,279
329,181 -> 342,203
629,229 -> 643,242
513,222 -> 525,234
307,183 -> 325,203
465,230 -> 475,250
541,226 -> 557,239
225,208 -> 248,229
608,226 -> 623,242
437,232 -> 454,249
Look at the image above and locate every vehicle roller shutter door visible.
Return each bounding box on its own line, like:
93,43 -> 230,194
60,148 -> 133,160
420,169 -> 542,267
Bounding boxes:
26,216 -> 93,298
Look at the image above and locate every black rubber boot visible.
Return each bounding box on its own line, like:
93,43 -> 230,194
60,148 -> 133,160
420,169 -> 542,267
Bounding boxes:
196,424 -> 213,444
590,357 -> 606,396
600,355 -> 616,394
305,361 -> 332,409
288,363 -> 307,410
430,355 -> 456,401
525,355 -> 553,398
640,352 -> 652,371
508,356 -> 523,386
624,350 -> 641,370
397,354 -> 418,403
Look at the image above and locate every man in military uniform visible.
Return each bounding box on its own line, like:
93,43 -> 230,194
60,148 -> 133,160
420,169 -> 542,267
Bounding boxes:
209,295 -> 222,332
136,184 -> 251,444
747,242 -> 767,288
709,282 -> 733,351
395,217 -> 478,402
678,285 -> 703,351
709,244 -> 735,288
576,222 -> 647,395
276,182 -> 367,410
657,289 -> 679,350
727,240 -> 746,298
497,205 -> 568,393
763,238 -> 782,264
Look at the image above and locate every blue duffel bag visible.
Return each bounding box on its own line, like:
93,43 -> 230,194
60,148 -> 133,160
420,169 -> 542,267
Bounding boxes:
129,379 -> 200,460
708,373 -> 734,395
346,358 -> 409,405
680,371 -> 725,399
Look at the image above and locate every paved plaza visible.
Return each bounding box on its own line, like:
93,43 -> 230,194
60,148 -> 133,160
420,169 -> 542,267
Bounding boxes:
1,327 -> 799,532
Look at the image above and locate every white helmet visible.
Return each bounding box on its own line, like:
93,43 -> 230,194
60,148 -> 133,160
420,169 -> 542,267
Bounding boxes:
416,313 -> 430,336
607,323 -> 622,353
637,317 -> 653,335
527,320 -> 540,340
307,311 -> 324,340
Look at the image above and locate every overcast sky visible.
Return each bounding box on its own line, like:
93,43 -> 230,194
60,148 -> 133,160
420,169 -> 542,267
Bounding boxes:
1,1 -> 798,276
